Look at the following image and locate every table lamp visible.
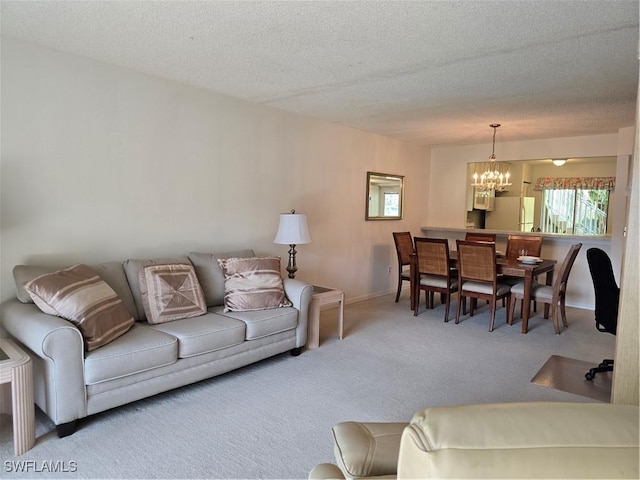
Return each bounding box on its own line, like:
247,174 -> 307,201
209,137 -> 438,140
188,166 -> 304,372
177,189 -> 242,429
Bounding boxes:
274,209 -> 312,279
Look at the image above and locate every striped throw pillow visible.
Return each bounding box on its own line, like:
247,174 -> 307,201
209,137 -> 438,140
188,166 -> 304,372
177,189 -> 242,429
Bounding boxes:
25,264 -> 134,351
139,264 -> 207,324
217,257 -> 292,312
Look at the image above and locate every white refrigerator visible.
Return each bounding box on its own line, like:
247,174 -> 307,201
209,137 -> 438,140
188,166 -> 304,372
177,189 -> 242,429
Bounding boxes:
485,197 -> 535,232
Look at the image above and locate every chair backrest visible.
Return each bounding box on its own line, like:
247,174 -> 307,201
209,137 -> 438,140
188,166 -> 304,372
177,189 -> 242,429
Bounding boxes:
506,235 -> 543,260
414,237 -> 450,277
456,240 -> 497,284
586,247 -> 619,335
552,243 -> 582,300
393,232 -> 414,267
465,232 -> 496,243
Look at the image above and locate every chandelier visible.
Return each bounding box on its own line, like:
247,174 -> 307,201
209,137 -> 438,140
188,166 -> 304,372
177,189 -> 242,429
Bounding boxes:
471,124 -> 512,192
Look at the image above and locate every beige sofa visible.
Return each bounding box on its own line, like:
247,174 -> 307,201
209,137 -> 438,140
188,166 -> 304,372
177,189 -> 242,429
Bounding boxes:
310,402 -> 639,479
1,249 -> 313,437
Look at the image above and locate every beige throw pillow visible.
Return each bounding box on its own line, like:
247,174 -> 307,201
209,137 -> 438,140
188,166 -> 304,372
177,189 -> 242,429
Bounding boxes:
139,264 -> 207,324
25,264 -> 134,351
217,257 -> 291,312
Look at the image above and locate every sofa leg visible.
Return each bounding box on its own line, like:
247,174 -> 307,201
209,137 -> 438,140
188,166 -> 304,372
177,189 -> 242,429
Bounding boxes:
56,420 -> 77,438
290,347 -> 303,357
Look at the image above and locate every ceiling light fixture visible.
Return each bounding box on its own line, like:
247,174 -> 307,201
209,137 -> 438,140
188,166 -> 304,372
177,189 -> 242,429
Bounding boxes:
552,159 -> 567,166
471,124 -> 512,192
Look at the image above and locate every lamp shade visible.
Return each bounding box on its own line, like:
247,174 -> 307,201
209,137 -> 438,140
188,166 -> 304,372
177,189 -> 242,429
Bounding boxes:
552,159 -> 567,166
274,212 -> 311,245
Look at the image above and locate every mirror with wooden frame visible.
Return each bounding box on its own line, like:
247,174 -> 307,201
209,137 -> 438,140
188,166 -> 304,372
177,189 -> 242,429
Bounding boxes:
366,172 -> 404,220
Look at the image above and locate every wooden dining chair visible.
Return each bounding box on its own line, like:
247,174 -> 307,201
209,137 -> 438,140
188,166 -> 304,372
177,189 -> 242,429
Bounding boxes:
464,232 -> 496,243
392,232 -> 414,302
507,243 -> 582,334
413,237 -> 460,321
504,235 -> 544,310
505,235 -> 543,261
455,240 -> 512,331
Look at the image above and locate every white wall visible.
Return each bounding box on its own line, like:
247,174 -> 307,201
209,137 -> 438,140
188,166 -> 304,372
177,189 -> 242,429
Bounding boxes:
0,38 -> 430,303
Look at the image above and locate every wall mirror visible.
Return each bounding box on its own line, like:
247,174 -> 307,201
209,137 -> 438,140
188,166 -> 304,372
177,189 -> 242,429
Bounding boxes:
465,156 -> 617,235
366,172 -> 404,220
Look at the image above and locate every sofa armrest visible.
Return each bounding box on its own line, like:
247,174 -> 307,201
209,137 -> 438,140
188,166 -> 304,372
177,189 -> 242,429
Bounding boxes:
283,278 -> 313,347
1,299 -> 86,425
308,463 -> 346,480
332,421 -> 408,478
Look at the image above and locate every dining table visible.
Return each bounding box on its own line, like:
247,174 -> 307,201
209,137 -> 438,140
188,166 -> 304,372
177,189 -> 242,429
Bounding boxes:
410,252 -> 557,333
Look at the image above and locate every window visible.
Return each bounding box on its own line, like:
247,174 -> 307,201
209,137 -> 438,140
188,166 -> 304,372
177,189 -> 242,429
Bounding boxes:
383,192 -> 400,217
540,188 -> 610,235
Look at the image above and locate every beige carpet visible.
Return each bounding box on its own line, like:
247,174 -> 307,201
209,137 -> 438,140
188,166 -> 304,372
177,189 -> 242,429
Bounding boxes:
531,355 -> 612,403
0,295 -> 616,478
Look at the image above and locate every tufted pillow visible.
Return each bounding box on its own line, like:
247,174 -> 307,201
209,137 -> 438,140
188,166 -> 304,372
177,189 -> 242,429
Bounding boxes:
24,264 -> 134,351
139,264 -> 207,324
217,257 -> 291,313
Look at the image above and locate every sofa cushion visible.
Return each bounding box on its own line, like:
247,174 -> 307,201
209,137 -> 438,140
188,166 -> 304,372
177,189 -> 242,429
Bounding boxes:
212,305 -> 298,340
24,264 -> 135,351
150,312 -> 246,358
84,323 -> 178,385
217,256 -> 292,312
124,256 -> 191,320
188,250 -> 255,307
139,264 -> 207,324
13,262 -> 138,319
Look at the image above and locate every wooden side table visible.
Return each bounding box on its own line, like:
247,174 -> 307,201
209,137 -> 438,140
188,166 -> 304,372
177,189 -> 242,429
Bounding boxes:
0,338 -> 35,456
307,286 -> 345,349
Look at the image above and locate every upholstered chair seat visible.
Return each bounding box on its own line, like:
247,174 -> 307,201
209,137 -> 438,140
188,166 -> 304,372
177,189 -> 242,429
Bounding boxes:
418,274 -> 457,290
510,282 -> 552,300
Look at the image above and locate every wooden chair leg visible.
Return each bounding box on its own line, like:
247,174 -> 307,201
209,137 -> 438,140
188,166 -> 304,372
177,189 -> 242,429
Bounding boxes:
413,288 -> 420,316
560,296 -> 568,329
444,294 -> 450,322
551,302 -> 560,334
507,293 -> 516,325
395,275 -> 402,302
455,295 -> 463,324
489,299 -> 496,332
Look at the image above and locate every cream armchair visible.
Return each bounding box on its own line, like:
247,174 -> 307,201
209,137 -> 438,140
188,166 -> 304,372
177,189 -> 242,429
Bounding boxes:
309,402 -> 639,479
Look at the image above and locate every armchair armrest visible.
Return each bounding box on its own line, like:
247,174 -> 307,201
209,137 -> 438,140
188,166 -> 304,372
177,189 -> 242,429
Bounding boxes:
1,299 -> 86,425
282,278 -> 313,348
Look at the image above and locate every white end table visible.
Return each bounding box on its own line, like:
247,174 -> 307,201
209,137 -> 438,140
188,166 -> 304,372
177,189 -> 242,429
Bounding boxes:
0,338 -> 35,455
307,286 -> 345,349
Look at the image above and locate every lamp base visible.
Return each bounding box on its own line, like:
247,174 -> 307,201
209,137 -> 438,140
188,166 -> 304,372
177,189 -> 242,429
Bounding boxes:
286,244 -> 298,279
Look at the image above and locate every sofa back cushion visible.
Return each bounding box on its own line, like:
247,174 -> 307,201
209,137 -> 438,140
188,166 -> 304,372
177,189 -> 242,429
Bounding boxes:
123,256 -> 191,320
187,250 -> 255,307
13,261 -> 138,320
398,402 -> 640,479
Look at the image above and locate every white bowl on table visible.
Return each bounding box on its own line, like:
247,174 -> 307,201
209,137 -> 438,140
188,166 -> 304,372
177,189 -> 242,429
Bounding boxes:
518,255 -> 542,265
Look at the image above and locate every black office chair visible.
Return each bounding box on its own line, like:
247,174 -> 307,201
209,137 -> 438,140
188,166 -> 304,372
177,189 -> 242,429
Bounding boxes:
584,248 -> 619,381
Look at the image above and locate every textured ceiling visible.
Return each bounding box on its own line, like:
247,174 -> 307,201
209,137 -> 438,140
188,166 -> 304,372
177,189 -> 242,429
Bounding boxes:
1,0 -> 638,146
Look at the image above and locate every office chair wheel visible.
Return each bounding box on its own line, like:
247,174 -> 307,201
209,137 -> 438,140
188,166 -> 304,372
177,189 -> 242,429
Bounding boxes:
585,371 -> 595,381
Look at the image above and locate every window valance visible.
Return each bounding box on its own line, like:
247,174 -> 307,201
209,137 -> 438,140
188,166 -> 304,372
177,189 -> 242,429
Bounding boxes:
533,176 -> 616,191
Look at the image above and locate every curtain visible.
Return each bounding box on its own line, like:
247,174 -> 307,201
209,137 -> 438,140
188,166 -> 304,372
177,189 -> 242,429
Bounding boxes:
533,176 -> 616,191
